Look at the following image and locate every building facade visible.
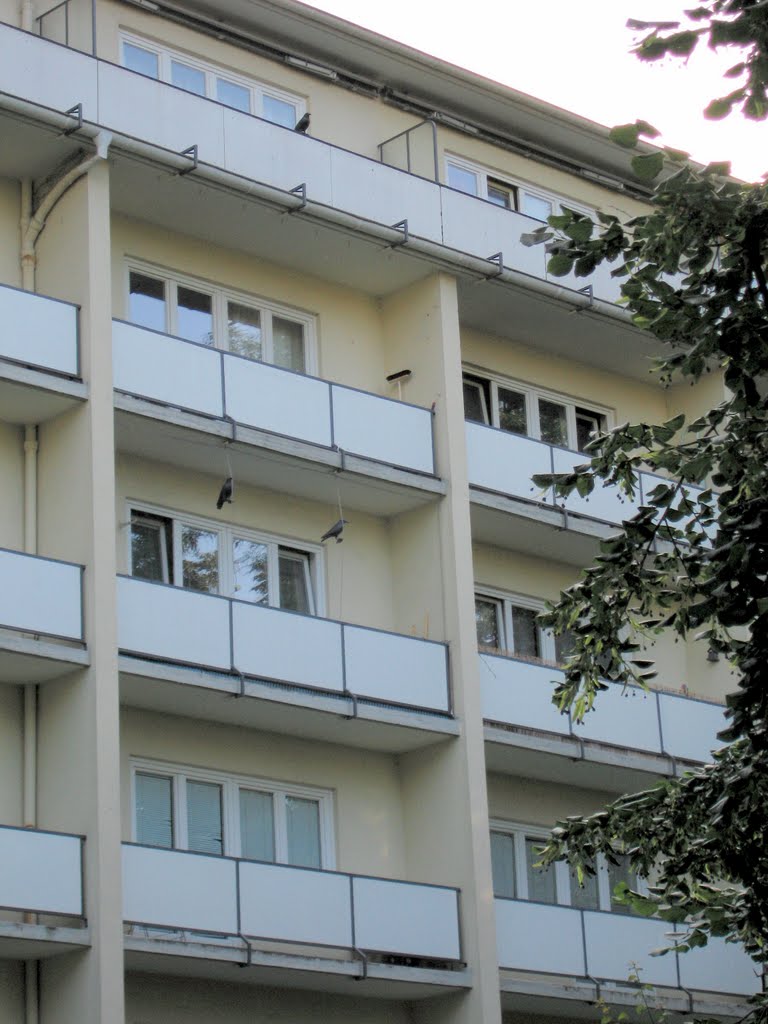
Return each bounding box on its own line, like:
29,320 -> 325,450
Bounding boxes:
0,0 -> 759,1021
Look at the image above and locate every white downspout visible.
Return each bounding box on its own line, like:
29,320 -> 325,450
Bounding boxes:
20,0 -> 34,32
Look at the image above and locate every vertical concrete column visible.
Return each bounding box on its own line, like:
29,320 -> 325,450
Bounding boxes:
33,164 -> 125,1024
383,274 -> 501,1024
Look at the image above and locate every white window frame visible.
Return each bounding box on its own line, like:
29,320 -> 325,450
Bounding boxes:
463,366 -> 612,452
120,32 -> 306,127
127,500 -> 324,616
490,820 -> 647,912
125,259 -> 318,375
131,758 -> 336,868
475,587 -> 557,662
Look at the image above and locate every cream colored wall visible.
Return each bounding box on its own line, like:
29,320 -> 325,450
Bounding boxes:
474,544 -> 572,605
125,972 -> 413,1024
487,773 -> 612,827
0,423 -> 23,550
0,0 -> 19,27
0,687 -> 23,826
0,177 -> 20,288
121,707 -> 407,878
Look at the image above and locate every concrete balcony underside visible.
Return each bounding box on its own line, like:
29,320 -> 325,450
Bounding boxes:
0,922 -> 90,959
0,364 -> 87,424
114,399 -> 445,518
120,655 -> 459,754
0,633 -> 89,684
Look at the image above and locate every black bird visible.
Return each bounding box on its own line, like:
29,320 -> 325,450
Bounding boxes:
320,518 -> 348,543
216,477 -> 233,510
294,112 -> 311,134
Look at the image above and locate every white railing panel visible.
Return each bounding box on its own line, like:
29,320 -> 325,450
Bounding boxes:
353,877 -> 460,960
222,108 -> 334,204
495,899 -> 585,975
480,653 -> 568,735
588,255 -> 624,305
112,321 -> 224,417
343,625 -> 449,712
223,356 -> 332,446
0,26 -> 98,118
573,683 -> 662,754
97,63 -> 226,164
122,845 -> 238,933
659,693 -> 725,764
0,549 -> 82,640
676,934 -> 762,995
117,577 -> 231,670
440,189 -> 548,278
0,827 -> 82,916
584,913 -> 678,987
231,602 -> 344,691
0,285 -> 78,376
330,150 -> 443,243
239,862 -> 352,948
552,448 -> 641,525
331,385 -> 434,473
466,422 -> 552,500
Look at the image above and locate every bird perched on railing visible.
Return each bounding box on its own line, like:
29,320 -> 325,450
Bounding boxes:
216,477 -> 233,510
321,518 -> 347,543
294,113 -> 311,133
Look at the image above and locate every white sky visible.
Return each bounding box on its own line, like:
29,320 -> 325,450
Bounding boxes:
305,0 -> 765,183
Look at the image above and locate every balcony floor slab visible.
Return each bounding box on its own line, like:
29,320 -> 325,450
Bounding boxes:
0,923 -> 90,959
120,656 -> 459,753
0,366 -> 87,425
0,635 -> 89,683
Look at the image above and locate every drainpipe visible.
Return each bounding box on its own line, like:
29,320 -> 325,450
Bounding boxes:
20,0 -> 33,31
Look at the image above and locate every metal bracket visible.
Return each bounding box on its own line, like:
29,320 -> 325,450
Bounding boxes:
231,668 -> 246,699
577,284 -> 594,307
353,946 -> 368,980
484,252 -> 504,279
343,692 -> 359,720
387,219 -> 409,248
289,182 -> 307,211
61,103 -> 83,136
223,414 -> 237,443
238,933 -> 254,968
177,145 -> 198,176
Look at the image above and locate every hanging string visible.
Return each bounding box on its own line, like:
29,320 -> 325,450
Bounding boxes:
336,474 -> 344,619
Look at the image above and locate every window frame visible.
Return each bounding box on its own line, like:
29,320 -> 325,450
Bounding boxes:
125,259 -> 318,375
127,500 -> 324,616
475,587 -> 557,663
131,757 -> 336,869
119,32 -> 306,128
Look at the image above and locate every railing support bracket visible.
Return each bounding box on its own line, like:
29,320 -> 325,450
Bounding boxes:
484,252 -> 504,279
386,219 -> 409,248
353,946 -> 368,980
177,145 -> 198,176
61,103 -> 83,136
288,183 -> 307,212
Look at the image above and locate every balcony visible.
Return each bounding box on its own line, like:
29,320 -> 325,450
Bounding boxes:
496,898 -> 760,1007
123,843 -> 467,997
117,576 -> 456,752
0,283 -> 86,423
0,824 -> 88,957
481,652 -> 726,789
0,548 -> 88,681
112,321 -> 442,517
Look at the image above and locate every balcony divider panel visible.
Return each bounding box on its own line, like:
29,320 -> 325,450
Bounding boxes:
0,825 -> 83,916
352,876 -> 461,960
571,681 -> 662,753
343,624 -> 450,712
440,188 -> 547,278
465,422 -> 554,502
552,447 -> 642,524
658,692 -> 725,764
0,26 -> 97,117
583,911 -> 678,987
479,653 -> 567,735
0,548 -> 83,640
495,899 -> 586,975
0,284 -> 79,376
674,930 -> 763,994
330,384 -> 435,474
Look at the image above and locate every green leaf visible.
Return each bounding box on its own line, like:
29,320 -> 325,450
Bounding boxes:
609,120 -> 660,149
547,253 -> 575,277
704,90 -> 745,120
631,152 -> 665,181
565,219 -> 594,243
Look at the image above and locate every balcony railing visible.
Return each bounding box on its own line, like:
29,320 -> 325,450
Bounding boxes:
480,652 -> 726,764
123,843 -> 461,962
112,320 -> 435,476
0,282 -> 79,377
0,547 -> 84,643
495,898 -> 760,996
0,26 -> 624,307
117,576 -> 451,714
0,823 -> 84,918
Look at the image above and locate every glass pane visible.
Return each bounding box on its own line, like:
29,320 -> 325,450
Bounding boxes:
171,60 -> 206,96
576,409 -> 602,453
129,271 -> 166,332
272,317 -> 305,372
475,598 -> 501,650
177,286 -> 213,345
570,861 -> 600,910
487,182 -> 513,209
447,164 -> 478,195
131,518 -> 168,582
135,773 -> 173,848
555,628 -> 576,664
526,837 -> 556,903
227,302 -> 262,360
462,380 -> 488,424
538,398 -> 569,447
498,388 -> 527,435
232,538 -> 268,604
123,42 -> 159,78
609,854 -> 639,913
187,780 -> 223,855
239,789 -> 275,862
182,526 -> 219,592
279,552 -> 311,613
217,78 -> 250,112
490,831 -> 516,898
263,94 -> 296,128
511,606 -> 540,660
520,193 -> 553,222
286,796 -> 321,868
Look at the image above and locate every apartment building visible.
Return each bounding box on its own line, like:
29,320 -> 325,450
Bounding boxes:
0,0 -> 759,1021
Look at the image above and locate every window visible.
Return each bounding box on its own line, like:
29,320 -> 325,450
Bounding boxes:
129,505 -> 319,614
120,34 -> 305,129
127,264 -> 314,374
476,591 -> 573,664
463,371 -> 608,453
490,822 -> 644,914
133,760 -> 334,869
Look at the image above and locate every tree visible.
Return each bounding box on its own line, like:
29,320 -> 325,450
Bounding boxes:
521,1 -> 768,1013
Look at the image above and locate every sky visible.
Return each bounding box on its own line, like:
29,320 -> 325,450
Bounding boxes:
304,0 -> 765,183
